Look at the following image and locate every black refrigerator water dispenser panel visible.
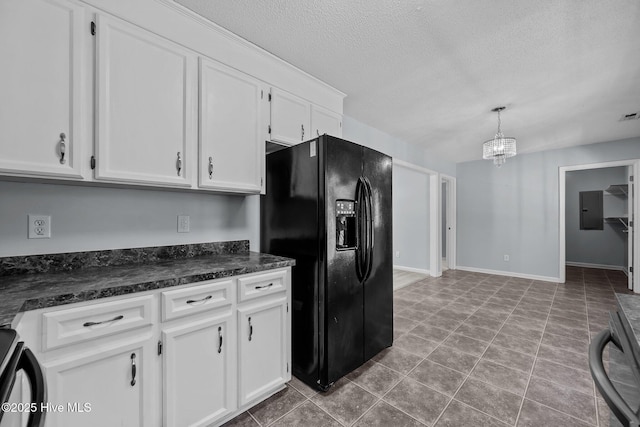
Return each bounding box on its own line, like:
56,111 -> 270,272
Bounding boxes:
336,200 -> 356,250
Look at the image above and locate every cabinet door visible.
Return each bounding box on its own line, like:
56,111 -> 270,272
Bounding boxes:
43,338 -> 155,427
270,88 -> 310,145
199,58 -> 265,193
0,0 -> 84,179
94,14 -> 196,187
237,296 -> 288,406
162,310 -> 236,427
311,105 -> 342,138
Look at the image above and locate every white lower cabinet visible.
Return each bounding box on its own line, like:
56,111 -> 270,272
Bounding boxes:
13,267 -> 291,427
43,337 -> 156,427
237,296 -> 288,406
162,309 -> 236,427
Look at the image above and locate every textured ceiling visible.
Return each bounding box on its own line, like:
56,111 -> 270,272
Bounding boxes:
175,0 -> 640,163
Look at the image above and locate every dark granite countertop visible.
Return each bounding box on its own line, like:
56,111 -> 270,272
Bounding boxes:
0,241 -> 294,327
617,294 -> 640,350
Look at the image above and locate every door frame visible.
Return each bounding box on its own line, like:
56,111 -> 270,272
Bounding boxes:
392,159 -> 454,278
559,159 -> 639,291
441,174 -> 457,273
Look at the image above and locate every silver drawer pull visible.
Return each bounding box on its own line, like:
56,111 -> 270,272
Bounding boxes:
59,133 -> 66,164
176,152 -> 182,176
130,353 -> 136,386
83,314 -> 124,327
208,156 -> 213,179
255,283 -> 273,290
186,295 -> 213,304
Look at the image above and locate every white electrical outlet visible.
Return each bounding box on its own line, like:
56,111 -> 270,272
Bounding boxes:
504,255 -> 510,262
28,215 -> 51,239
177,215 -> 190,233
395,251 -> 400,258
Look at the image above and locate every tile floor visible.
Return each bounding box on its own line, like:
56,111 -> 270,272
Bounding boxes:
393,269 -> 430,290
223,267 -> 633,427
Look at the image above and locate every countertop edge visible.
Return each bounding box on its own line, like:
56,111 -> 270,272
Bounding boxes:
2,255 -> 295,328
616,293 -> 640,361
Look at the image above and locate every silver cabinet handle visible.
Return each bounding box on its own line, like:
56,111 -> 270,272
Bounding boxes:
186,295 -> 212,305
83,314 -> 124,327
59,133 -> 66,164
130,353 -> 136,386
176,152 -> 182,176
248,317 -> 253,341
218,326 -> 223,353
255,283 -> 273,290
208,156 -> 213,179
301,124 -> 304,140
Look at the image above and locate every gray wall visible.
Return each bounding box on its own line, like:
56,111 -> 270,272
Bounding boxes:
566,167 -> 627,268
391,165 -> 430,271
457,137 -> 640,280
0,181 -> 259,257
342,116 -> 456,177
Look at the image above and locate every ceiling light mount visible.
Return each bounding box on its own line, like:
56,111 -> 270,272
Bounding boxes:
483,106 -> 517,167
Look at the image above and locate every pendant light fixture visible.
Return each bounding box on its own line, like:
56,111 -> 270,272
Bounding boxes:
482,106 -> 517,167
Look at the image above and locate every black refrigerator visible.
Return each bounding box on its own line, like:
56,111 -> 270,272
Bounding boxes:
261,135 -> 393,391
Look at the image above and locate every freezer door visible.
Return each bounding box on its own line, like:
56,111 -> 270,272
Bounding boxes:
362,147 -> 393,361
322,136 -> 365,385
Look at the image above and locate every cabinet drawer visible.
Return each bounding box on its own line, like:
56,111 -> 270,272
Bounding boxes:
161,279 -> 233,322
42,295 -> 155,351
238,270 -> 287,303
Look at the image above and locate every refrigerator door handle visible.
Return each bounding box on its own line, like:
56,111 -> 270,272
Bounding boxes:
355,177 -> 366,281
363,177 -> 374,281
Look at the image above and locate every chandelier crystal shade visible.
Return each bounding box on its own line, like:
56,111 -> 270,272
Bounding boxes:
482,107 -> 517,167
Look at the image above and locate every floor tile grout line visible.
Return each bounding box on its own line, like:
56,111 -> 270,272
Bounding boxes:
265,398 -> 313,426
258,388 -> 308,427
372,275 -> 504,426
585,268 -> 601,427
513,279 -> 558,426
430,278 -> 536,426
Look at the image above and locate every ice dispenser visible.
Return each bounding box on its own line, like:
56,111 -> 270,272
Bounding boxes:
336,200 -> 356,250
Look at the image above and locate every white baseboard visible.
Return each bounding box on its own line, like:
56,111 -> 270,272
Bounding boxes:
565,261 -> 627,273
456,265 -> 561,283
393,265 -> 430,275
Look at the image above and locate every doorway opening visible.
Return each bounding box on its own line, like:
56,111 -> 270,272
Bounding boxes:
560,159 -> 639,291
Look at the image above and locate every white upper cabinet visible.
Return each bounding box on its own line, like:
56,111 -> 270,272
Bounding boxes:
94,14 -> 197,188
312,105 -> 343,138
199,58 -> 266,193
0,0 -> 84,179
270,88 -> 311,145
270,88 -> 343,145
